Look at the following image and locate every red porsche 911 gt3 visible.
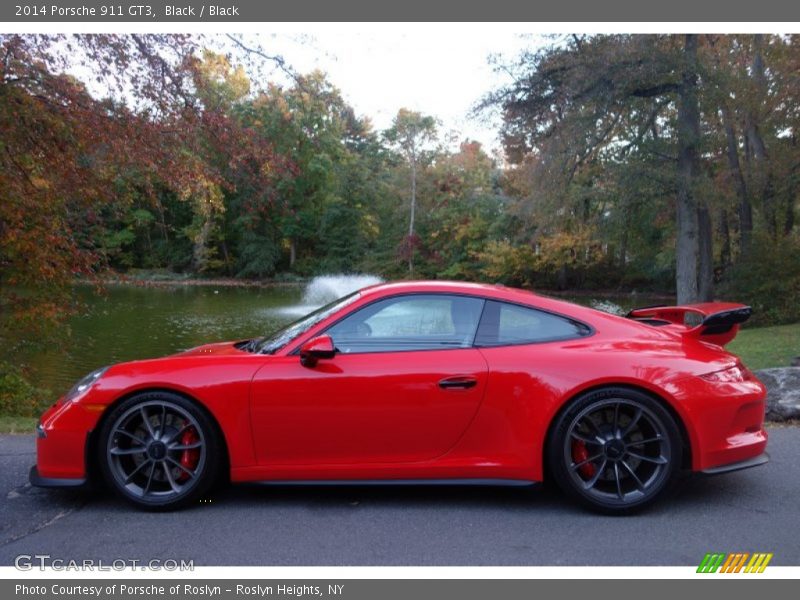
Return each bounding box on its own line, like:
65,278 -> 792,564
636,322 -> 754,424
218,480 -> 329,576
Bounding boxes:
30,281 -> 768,513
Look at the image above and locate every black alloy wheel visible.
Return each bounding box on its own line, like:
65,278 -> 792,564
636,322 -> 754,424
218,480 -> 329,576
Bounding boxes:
547,387 -> 682,514
98,392 -> 221,510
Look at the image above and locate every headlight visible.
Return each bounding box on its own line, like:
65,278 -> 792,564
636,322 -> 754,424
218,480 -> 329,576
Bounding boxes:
699,363 -> 754,383
63,366 -> 109,402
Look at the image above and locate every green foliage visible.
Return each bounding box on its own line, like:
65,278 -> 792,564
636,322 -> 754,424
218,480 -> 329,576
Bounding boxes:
475,240 -> 537,287
719,235 -> 800,326
0,361 -> 51,417
235,227 -> 283,278
102,228 -> 137,267
384,109 -> 438,161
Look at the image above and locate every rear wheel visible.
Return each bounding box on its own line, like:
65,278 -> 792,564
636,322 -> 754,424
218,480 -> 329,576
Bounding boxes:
547,387 -> 682,514
98,392 -> 221,510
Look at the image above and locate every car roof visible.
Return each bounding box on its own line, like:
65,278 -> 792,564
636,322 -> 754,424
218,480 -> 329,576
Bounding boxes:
357,280 -> 567,310
359,280 -> 526,298
354,280 -> 633,330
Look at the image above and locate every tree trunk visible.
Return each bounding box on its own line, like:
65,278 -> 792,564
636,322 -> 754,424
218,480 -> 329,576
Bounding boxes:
408,154 -> 417,274
785,190 -> 796,235
718,208 -> 731,269
745,34 -> 777,238
675,35 -> 702,304
192,219 -> 212,273
289,239 -> 296,268
697,204 -> 714,301
221,239 -> 231,273
155,194 -> 169,246
720,103 -> 752,258
557,264 -> 568,290
785,136 -> 797,236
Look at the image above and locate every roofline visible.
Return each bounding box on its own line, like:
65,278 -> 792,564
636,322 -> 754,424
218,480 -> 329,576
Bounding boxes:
358,280 -> 529,297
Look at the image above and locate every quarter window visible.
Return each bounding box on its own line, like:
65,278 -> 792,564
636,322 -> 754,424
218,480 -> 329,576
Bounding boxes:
474,300 -> 590,346
325,294 -> 485,353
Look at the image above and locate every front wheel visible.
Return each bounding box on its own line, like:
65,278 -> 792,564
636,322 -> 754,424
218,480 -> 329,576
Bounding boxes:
98,392 -> 222,510
547,388 -> 682,514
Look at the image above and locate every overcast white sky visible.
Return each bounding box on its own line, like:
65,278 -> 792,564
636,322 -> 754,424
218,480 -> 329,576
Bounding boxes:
234,31 -> 544,154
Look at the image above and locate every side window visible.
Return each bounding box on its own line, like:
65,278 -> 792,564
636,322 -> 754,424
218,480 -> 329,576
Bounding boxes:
326,294 -> 485,353
474,300 -> 590,346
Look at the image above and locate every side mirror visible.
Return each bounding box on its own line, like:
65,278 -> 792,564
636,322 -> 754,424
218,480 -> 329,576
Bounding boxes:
299,335 -> 336,367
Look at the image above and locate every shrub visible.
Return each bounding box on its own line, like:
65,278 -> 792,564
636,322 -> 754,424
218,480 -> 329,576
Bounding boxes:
475,240 -> 537,287
0,361 -> 51,417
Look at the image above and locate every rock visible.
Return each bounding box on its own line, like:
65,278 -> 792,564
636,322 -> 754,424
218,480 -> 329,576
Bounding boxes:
755,367 -> 800,421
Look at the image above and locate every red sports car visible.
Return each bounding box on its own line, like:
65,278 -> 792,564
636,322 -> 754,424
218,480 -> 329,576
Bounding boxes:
31,281 -> 768,513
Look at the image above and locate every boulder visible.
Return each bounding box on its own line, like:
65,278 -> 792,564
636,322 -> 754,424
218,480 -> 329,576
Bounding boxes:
755,367 -> 800,421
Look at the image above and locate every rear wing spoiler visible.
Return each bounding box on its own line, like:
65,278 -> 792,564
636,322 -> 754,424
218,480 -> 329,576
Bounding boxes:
626,302 -> 752,346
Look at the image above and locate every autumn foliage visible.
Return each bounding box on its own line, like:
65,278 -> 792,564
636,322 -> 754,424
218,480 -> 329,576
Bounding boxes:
0,35 -> 282,333
2,33 -> 799,337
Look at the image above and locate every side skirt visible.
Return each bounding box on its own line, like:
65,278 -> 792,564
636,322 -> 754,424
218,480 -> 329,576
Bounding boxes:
248,478 -> 539,487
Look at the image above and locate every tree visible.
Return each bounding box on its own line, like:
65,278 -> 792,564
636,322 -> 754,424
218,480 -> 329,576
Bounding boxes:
385,109 -> 437,273
424,140 -> 504,280
186,50 -> 250,273
675,34 -> 705,303
0,34 -> 290,331
1,34 -> 200,332
484,35 -> 719,302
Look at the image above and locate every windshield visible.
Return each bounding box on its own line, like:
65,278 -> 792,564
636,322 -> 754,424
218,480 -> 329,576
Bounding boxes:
253,291 -> 361,354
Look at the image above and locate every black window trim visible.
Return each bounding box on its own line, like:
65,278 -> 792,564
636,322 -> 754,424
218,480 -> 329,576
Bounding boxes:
287,291 -> 595,356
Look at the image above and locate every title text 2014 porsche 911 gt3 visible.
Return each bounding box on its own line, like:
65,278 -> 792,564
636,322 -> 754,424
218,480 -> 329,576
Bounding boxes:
30,281 -> 768,513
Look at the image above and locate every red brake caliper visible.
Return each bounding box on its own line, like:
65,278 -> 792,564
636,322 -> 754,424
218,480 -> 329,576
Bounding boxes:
571,440 -> 596,478
177,427 -> 200,482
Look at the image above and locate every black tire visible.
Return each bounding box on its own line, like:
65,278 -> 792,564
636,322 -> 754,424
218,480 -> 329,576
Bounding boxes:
546,387 -> 682,515
98,391 -> 222,510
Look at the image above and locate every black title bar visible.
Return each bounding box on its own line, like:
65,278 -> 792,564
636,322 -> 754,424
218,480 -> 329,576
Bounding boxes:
2,0 -> 800,23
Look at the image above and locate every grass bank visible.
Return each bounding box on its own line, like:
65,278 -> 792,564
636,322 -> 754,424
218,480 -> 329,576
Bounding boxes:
0,416 -> 37,434
96,268 -> 308,288
729,322 -> 800,371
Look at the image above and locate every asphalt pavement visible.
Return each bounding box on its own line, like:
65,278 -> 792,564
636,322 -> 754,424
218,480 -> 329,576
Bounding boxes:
1,428 -> 798,566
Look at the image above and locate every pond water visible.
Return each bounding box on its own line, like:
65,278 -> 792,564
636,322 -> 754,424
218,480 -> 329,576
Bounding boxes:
4,275 -> 669,398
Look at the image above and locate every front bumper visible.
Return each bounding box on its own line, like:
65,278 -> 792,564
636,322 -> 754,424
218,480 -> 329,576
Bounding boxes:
29,465 -> 88,489
34,399 -> 103,483
700,452 -> 769,475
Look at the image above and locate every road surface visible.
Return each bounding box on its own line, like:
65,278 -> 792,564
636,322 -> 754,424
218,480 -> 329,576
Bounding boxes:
1,428 -> 798,566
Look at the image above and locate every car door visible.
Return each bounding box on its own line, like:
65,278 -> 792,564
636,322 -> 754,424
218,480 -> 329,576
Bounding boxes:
471,299 -> 596,461
250,294 -> 489,465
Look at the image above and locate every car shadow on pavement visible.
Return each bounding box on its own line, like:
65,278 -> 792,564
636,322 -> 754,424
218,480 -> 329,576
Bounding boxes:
184,474 -> 755,515
11,474 -> 763,514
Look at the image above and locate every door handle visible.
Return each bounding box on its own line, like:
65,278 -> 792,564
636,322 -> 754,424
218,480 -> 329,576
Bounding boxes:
438,376 -> 478,390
